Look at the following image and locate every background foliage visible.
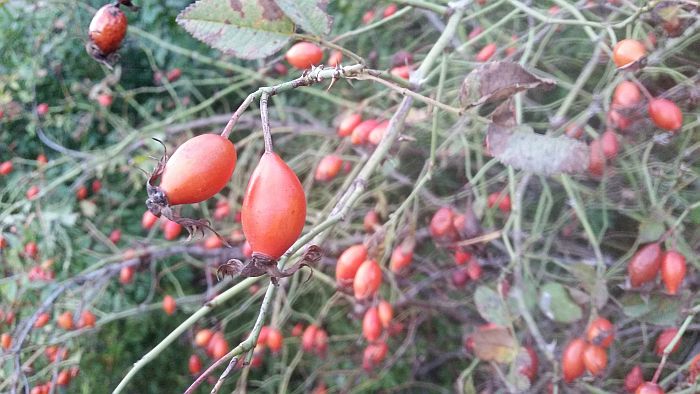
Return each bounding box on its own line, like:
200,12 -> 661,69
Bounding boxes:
0,0 -> 699,393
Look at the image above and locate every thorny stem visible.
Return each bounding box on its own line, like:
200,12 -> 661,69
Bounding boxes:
260,92 -> 273,154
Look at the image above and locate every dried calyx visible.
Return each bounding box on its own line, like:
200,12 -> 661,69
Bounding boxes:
217,245 -> 321,285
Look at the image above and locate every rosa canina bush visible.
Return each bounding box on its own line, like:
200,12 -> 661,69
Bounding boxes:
0,1 -> 698,393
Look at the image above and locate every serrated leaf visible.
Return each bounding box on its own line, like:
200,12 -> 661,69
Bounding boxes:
177,0 -> 295,60
274,0 -> 332,35
486,124 -> 589,176
474,285 -> 511,326
621,293 -> 681,325
459,62 -> 556,108
538,282 -> 583,323
472,325 -> 517,363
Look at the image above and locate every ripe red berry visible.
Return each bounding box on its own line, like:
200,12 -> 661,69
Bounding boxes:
335,244 -> 367,287
613,81 -> 641,108
628,243 -> 662,287
36,103 -> 49,117
688,353 -> 700,384
142,210 -> 158,230
155,134 -> 237,206
582,344 -> 607,376
166,68 -> 182,82
76,185 -> 88,200
600,130 -> 619,159
57,311 -> 74,330
109,229 -> 122,244
588,138 -> 606,176
362,9 -> 375,25
163,295 -> 176,315
0,333 -> 11,350
655,328 -> 680,356
119,266 -> 134,284
97,94 -> 113,107
34,312 -> 50,328
266,327 -> 283,353
487,192 -> 511,213
301,324 -> 318,353
648,98 -> 683,132
337,113 -> 362,137
291,323 -> 304,337
362,341 -> 388,371
78,310 -> 97,328
327,50 -> 343,67
661,250 -> 686,295
368,120 -> 389,145
163,219 -> 182,240
211,337 -> 230,360
362,306 -> 382,342
377,300 -> 393,328
354,260 -> 382,300
0,161 -> 12,175
476,43 -> 497,62
241,152 -> 306,260
204,235 -> 223,249
285,42 -> 323,70
390,65 -> 410,80
519,346 -> 539,382
562,338 -> 587,383
635,382 -> 664,394
351,119 -> 379,145
383,3 -> 397,18
624,365 -> 644,393
24,242 -> 39,259
315,155 -> 343,182
612,39 -> 646,68
586,317 -> 615,348
188,354 -> 202,375
429,207 -> 457,241
389,239 -> 414,273
26,185 -> 40,200
363,210 -> 381,233
88,4 -> 128,55
195,329 -> 213,347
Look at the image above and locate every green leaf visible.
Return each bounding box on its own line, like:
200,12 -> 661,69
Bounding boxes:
274,0 -> 332,36
638,218 -> 665,243
538,282 -> 583,323
474,285 -> 511,326
177,0 -> 296,60
621,293 -> 681,325
570,263 -> 608,309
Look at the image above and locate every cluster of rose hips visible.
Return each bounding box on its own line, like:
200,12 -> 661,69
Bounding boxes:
627,243 -> 687,294
582,38 -> 684,176
188,328 -> 231,375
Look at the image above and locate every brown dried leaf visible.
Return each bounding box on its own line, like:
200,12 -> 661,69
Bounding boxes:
459,62 -> 556,108
486,124 -> 589,176
472,325 -> 517,363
